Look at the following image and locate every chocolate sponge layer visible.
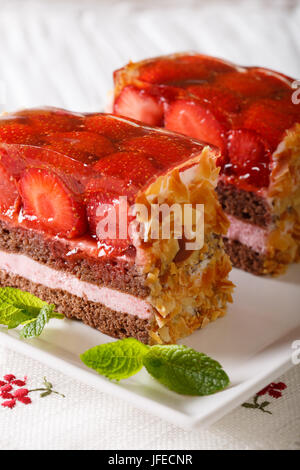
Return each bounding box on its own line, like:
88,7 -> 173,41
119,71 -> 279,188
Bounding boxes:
216,181 -> 271,228
0,219 -> 149,298
0,269 -> 153,344
223,237 -> 265,275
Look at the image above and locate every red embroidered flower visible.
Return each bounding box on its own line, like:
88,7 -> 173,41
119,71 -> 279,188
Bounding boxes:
13,388 -> 29,399
257,382 -> 287,399
3,374 -> 16,383
18,396 -> 32,405
1,392 -> 14,400
242,381 -> 287,414
0,384 -> 13,393
11,380 -> 26,387
2,399 -> 17,409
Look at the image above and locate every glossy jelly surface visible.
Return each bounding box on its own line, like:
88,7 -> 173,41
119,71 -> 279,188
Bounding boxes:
0,108 -> 205,256
114,54 -> 300,191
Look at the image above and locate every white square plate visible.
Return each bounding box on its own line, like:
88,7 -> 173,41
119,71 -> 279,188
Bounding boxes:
1,265 -> 299,430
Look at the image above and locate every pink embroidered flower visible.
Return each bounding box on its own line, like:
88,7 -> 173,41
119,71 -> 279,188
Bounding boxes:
1,374 -> 30,409
1,374 -> 64,409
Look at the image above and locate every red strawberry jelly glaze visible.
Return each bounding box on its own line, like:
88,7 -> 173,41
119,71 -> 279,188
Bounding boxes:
0,107 -> 205,257
114,54 -> 300,192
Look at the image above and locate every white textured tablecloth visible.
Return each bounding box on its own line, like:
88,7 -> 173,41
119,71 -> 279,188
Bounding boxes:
1,346 -> 300,450
0,0 -> 300,450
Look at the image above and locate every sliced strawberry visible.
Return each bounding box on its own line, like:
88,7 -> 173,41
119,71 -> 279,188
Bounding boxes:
0,164 -> 20,217
15,108 -> 84,133
187,85 -> 240,113
114,86 -> 164,126
226,129 -> 271,187
86,190 -> 134,256
227,129 -> 269,166
164,99 -> 227,152
93,151 -> 158,188
43,131 -> 115,164
120,134 -> 198,167
241,99 -> 297,149
19,168 -> 87,238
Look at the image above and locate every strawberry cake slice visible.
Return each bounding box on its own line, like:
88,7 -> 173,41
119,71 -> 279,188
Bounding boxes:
0,107 -> 233,344
113,53 -> 300,275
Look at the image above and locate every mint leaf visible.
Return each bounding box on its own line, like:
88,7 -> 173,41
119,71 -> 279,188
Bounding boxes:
143,345 -> 229,395
0,302 -> 31,329
0,287 -> 46,315
20,304 -> 55,339
0,287 -> 64,337
80,338 -> 149,380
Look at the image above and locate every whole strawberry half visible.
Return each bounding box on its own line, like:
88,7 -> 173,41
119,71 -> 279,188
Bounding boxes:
19,168 -> 87,238
0,118 -> 42,145
93,151 -> 158,189
164,99 -> 227,153
0,164 -> 21,217
186,84 -> 240,114
215,69 -> 291,99
226,129 -> 271,188
120,134 -> 197,167
114,85 -> 164,126
85,113 -> 145,141
138,55 -> 235,84
43,131 -> 115,164
86,189 -> 135,257
242,99 -> 298,150
15,108 -> 84,133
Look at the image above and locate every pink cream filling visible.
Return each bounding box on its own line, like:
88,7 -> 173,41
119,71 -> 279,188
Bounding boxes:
0,250 -> 153,320
226,215 -> 269,254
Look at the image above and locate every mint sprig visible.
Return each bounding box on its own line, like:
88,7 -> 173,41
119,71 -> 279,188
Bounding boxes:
80,339 -> 229,396
0,287 -> 64,338
80,338 -> 149,380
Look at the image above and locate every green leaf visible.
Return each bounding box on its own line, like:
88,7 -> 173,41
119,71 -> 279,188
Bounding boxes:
260,401 -> 270,409
0,287 -> 64,337
80,338 -> 149,380
143,345 -> 230,396
0,287 -> 46,315
242,403 -> 259,409
0,302 -> 31,328
20,304 -> 55,339
43,377 -> 53,389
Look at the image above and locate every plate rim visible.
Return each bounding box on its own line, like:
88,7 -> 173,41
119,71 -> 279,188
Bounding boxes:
0,326 -> 298,430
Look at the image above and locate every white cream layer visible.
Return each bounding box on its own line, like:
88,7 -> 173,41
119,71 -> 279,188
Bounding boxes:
0,250 -> 153,320
226,215 -> 269,254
